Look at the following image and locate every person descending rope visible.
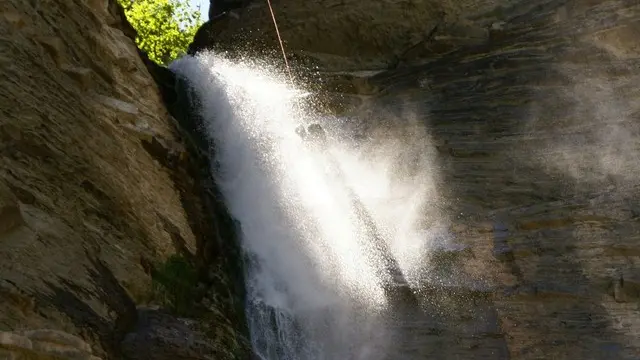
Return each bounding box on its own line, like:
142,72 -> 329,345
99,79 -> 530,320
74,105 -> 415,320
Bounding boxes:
295,123 -> 327,146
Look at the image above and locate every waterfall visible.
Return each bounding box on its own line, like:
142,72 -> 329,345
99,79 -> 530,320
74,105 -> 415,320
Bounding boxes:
171,52 -> 448,360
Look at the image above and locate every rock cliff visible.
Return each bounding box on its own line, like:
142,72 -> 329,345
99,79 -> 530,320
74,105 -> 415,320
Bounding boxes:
194,0 -> 640,358
2,0 -> 639,358
0,0 -> 248,359
193,0 -> 498,70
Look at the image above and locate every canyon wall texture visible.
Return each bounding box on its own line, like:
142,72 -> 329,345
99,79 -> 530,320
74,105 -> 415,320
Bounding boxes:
1,0 -> 638,358
196,0 -> 640,358
0,0 -> 248,359
194,0 -> 500,70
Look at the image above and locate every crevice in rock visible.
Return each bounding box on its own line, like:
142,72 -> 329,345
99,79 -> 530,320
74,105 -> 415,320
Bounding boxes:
133,54 -> 251,359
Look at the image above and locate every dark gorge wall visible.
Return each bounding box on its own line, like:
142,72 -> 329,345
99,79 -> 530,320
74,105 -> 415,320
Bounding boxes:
192,0 -> 640,358
361,2 -> 640,358
0,0 -> 249,359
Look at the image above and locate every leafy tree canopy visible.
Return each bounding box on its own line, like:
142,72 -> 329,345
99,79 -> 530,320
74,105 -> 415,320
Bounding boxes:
118,0 -> 203,65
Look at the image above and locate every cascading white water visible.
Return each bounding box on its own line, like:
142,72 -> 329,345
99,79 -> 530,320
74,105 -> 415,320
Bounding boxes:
171,52 -> 447,360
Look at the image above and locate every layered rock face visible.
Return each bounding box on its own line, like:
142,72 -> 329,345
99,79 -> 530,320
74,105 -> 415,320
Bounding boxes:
195,0 -> 499,69
0,1 -> 247,359
365,3 -> 640,358
200,0 -> 640,358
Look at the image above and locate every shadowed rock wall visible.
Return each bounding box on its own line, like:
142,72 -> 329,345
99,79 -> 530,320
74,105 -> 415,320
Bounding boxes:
359,1 -> 640,358
0,0 -> 248,359
190,0 -> 640,358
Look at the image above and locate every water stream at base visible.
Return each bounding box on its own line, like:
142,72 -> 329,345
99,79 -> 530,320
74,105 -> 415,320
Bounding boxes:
171,52 -> 448,360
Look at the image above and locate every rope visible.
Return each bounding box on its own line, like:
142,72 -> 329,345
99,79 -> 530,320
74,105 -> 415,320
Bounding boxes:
265,0 -> 293,82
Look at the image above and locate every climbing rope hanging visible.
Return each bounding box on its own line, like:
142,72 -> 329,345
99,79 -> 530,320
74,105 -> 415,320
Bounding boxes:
265,0 -> 293,82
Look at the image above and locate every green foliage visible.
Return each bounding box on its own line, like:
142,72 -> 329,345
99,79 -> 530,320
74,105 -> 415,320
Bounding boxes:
117,0 -> 202,65
151,254 -> 200,316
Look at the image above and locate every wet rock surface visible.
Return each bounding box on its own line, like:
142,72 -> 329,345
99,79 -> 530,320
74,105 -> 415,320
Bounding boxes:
205,0 -> 640,358
196,0 -> 502,70
355,1 -> 640,359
